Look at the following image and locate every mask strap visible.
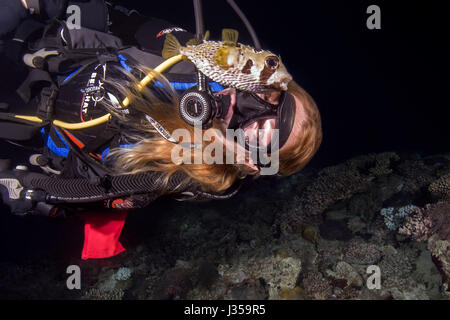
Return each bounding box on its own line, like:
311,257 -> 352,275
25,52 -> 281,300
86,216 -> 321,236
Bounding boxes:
276,92 -> 296,149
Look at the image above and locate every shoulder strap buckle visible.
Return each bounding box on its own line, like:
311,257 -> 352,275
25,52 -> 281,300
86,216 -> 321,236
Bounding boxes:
37,86 -> 58,121
23,48 -> 60,69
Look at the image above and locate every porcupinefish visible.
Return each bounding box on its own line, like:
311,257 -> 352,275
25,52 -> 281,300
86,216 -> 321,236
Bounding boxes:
162,29 -> 292,92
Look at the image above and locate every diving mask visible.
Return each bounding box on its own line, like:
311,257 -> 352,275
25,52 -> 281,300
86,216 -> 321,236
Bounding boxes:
217,90 -> 296,154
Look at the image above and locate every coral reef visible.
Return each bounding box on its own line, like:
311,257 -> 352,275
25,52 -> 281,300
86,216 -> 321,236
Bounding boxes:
427,237 -> 450,294
301,272 -> 333,300
83,288 -> 124,300
326,261 -> 363,288
394,199 -> 450,294
218,250 -> 303,300
429,174 -> 450,201
344,239 -> 382,265
152,267 -> 193,299
426,202 -> 450,240
115,267 -> 132,281
398,207 -> 433,242
397,159 -> 435,193
380,205 -> 420,231
294,153 -> 400,217
1,152 -> 449,300
379,250 -> 413,288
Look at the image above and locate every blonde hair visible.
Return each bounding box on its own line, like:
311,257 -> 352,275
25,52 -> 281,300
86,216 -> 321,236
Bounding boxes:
103,66 -> 321,194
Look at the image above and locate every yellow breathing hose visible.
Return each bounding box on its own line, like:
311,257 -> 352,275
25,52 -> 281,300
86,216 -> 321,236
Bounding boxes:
13,54 -> 184,130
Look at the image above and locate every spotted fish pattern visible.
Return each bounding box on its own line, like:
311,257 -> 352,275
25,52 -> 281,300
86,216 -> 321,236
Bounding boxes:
162,29 -> 292,92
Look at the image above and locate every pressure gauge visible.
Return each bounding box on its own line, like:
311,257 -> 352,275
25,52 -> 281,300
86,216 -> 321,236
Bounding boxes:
178,89 -> 213,127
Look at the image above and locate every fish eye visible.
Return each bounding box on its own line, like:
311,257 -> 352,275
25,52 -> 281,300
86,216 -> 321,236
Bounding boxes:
265,56 -> 279,69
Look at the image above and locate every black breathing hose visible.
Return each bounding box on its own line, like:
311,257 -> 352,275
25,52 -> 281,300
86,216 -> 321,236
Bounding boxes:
193,0 -> 205,40
226,0 -> 261,50
20,171 -> 193,203
193,0 -> 261,50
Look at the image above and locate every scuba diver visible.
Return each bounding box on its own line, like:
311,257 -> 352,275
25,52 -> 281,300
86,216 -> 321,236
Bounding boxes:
0,0 -> 322,259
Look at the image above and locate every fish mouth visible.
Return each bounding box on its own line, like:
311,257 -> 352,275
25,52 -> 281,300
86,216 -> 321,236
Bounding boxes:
269,82 -> 289,92
281,76 -> 293,90
275,77 -> 292,91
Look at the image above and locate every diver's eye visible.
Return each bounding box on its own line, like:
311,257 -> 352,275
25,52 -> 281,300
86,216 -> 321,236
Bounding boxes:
265,56 -> 279,69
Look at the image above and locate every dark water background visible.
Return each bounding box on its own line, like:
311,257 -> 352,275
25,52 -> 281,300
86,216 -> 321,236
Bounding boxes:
0,0 -> 448,266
